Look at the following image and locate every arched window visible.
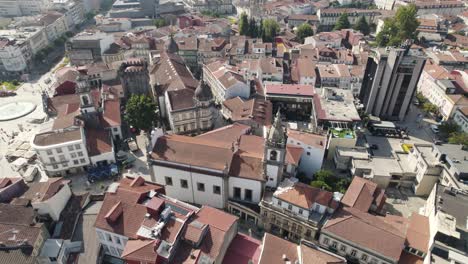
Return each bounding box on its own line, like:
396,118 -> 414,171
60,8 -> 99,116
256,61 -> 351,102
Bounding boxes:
270,150 -> 277,161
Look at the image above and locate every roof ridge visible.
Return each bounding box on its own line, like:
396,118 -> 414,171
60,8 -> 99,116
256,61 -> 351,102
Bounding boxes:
121,240 -> 154,258
165,135 -> 231,150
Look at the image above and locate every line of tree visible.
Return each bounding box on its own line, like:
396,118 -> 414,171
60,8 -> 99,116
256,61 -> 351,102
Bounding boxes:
376,4 -> 419,47
333,13 -> 351,31
332,13 -> 371,35
239,13 -> 280,42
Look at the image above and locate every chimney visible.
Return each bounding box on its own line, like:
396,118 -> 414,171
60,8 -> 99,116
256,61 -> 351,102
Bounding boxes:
105,201 -> 123,222
130,176 -> 145,187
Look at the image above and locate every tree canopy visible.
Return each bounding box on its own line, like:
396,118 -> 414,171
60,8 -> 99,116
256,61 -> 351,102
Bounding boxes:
310,170 -> 350,193
376,4 -> 419,47
239,12 -> 249,36
448,132 -> 468,147
296,23 -> 314,43
333,13 -> 351,30
248,17 -> 258,38
125,95 -> 158,132
353,16 -> 370,35
262,19 -> 280,42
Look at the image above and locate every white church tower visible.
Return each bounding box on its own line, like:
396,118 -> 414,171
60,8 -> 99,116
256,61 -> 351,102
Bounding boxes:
264,109 -> 287,188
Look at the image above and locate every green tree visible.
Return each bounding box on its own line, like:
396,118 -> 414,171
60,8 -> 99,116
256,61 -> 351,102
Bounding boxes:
311,170 -> 351,193
448,132 -> 468,147
296,23 -> 314,43
422,102 -> 438,115
262,19 -> 280,42
248,17 -> 258,37
438,122 -> 460,137
125,95 -> 158,132
258,18 -> 264,39
154,18 -> 167,28
415,92 -> 428,105
310,180 -> 332,191
376,4 -> 419,47
314,169 -> 334,182
333,13 -> 351,30
239,12 -> 249,36
395,4 -> 419,41
353,16 -> 370,35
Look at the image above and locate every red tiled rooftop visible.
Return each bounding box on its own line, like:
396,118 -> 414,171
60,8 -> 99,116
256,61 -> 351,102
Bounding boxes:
223,233 -> 261,264
275,182 -> 335,209
265,84 -> 316,97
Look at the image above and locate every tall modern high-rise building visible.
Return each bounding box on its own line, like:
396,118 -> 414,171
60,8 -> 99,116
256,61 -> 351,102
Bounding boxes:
359,44 -> 426,121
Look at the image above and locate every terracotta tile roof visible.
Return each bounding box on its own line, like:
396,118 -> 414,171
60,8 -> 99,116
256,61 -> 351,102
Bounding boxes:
53,80 -> 77,96
33,128 -> 82,146
285,145 -> 303,166
323,207 -> 406,261
151,52 -> 198,95
21,178 -> 68,202
275,182 -> 335,209
265,84 -> 315,97
101,85 -> 122,127
167,88 -> 196,111
300,244 -> 345,264
193,206 -> 237,232
153,129 -> 267,181
459,106 -> 468,116
86,128 -> 113,156
406,213 -> 430,253
0,204 -> 44,264
259,233 -> 298,264
341,176 -> 385,213
424,62 -> 453,80
94,177 -> 164,238
287,130 -> 326,149
182,220 -> 207,244
296,58 -> 316,78
223,233 -> 261,264
121,240 -> 157,263
96,195 -> 147,238
195,123 -> 251,147
152,134 -> 234,171
222,97 -> 273,126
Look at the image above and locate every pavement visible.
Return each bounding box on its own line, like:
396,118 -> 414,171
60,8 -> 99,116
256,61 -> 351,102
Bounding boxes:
385,187 -> 426,218
364,105 -> 438,158
120,132 -> 154,182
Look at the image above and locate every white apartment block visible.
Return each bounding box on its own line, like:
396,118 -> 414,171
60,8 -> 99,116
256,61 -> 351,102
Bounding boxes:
203,61 -> 250,104
41,12 -> 69,41
49,0 -> 86,29
453,107 -> 468,133
408,144 -> 468,196
0,0 -> 48,17
287,130 -> 326,178
421,184 -> 468,264
0,27 -> 48,73
417,66 -> 468,121
31,127 -> 91,177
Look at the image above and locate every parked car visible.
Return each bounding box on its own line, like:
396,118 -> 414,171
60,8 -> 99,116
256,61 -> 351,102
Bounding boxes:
430,124 -> 439,134
22,165 -> 38,182
125,138 -> 139,152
